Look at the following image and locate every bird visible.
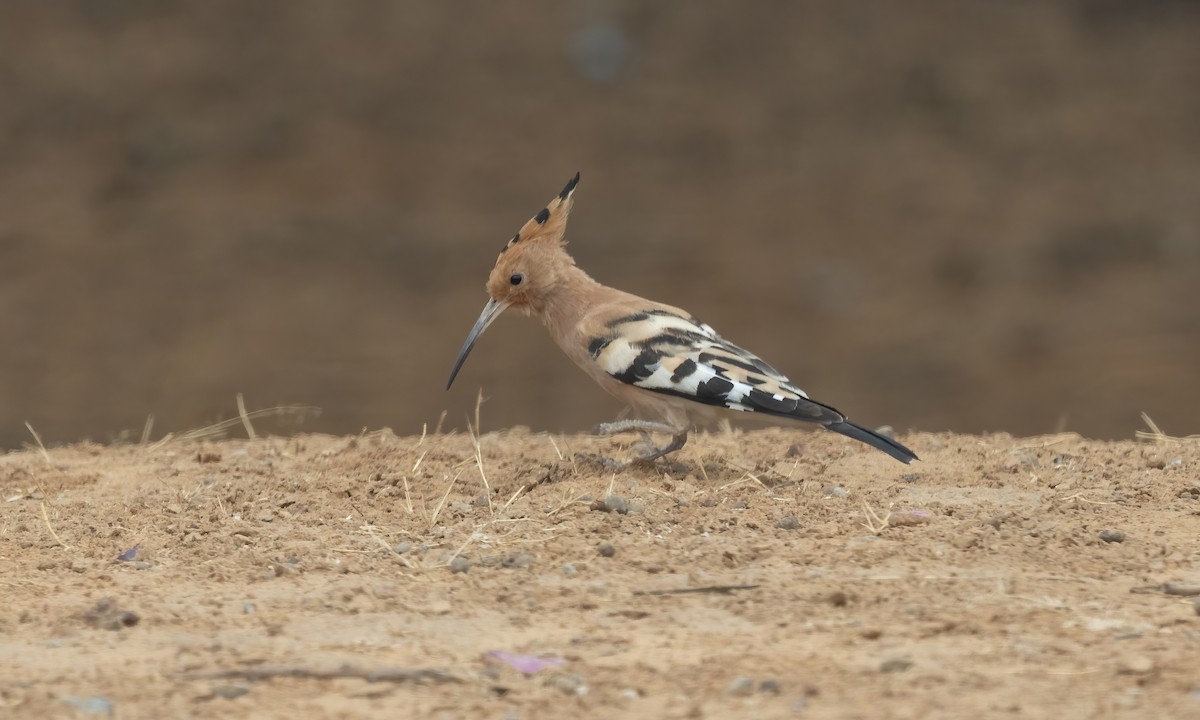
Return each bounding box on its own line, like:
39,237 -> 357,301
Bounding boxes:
447,173 -> 918,468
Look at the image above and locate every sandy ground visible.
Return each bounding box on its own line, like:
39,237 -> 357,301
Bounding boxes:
2,427 -> 1199,719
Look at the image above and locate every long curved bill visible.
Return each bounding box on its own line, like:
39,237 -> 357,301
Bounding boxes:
446,298 -> 509,390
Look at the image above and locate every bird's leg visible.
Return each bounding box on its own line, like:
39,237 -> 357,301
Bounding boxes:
593,419 -> 678,437
577,421 -> 689,469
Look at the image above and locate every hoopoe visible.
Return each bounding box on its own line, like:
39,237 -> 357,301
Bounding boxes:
447,173 -> 918,468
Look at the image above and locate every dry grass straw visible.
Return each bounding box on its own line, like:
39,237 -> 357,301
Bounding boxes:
23,421 -> 52,466
139,414 -> 155,445
146,400 -> 320,450
861,501 -> 890,534
40,501 -> 72,550
236,393 -> 256,439
23,422 -> 71,549
466,388 -> 494,515
360,524 -> 418,570
1136,412 -> 1200,444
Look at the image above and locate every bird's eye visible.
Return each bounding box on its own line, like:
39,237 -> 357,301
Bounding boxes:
509,273 -> 524,286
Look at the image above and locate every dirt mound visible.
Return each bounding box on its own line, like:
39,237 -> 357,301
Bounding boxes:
2,429 -> 1198,717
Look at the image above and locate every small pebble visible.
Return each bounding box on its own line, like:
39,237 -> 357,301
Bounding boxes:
449,556 -> 470,574
212,684 -> 250,700
775,515 -> 800,530
473,493 -> 491,508
1099,530 -> 1126,544
731,500 -> 749,510
563,564 -> 578,576
393,541 -> 413,554
901,473 -> 919,483
593,494 -> 629,514
785,443 -> 805,458
759,679 -> 782,695
597,542 -> 616,558
823,485 -> 849,498
503,553 -> 533,569
880,658 -> 913,673
546,672 -> 588,696
728,676 -> 755,696
59,695 -> 114,716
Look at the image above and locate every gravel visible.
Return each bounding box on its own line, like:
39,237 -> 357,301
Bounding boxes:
592,494 -> 630,514
775,515 -> 800,530
728,676 -> 755,696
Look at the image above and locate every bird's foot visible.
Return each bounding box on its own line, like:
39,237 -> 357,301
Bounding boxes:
574,452 -> 630,470
582,423 -> 690,470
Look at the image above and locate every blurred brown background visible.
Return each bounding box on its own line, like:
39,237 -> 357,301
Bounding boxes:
2,1 -> 1198,448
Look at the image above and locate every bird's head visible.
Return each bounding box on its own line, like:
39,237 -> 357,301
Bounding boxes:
447,172 -> 581,389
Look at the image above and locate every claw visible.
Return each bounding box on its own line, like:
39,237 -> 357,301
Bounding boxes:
574,451 -> 629,470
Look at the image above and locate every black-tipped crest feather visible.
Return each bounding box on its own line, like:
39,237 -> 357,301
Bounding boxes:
559,171 -> 581,199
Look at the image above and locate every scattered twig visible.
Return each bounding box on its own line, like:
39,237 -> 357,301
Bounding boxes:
361,525 -> 417,569
445,526 -> 484,566
428,470 -> 463,529
725,459 -> 792,484
862,501 -> 890,534
146,406 -> 321,449
433,410 -> 448,435
40,502 -> 71,550
1136,412 -> 1200,444
501,468 -> 557,514
1130,583 -> 1200,597
411,450 -> 428,475
467,390 -> 493,515
633,584 -> 760,597
1013,434 -> 1077,451
24,422 -> 51,465
139,414 -> 155,445
236,393 -> 256,440
402,475 -> 414,514
1059,492 -> 1116,506
183,664 -> 458,684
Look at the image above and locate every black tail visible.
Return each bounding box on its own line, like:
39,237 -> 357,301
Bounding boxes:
826,420 -> 918,464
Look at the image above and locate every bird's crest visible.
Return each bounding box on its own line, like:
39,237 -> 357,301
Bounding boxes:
500,171 -> 580,255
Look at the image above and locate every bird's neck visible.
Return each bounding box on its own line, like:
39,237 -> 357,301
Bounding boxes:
535,264 -> 610,341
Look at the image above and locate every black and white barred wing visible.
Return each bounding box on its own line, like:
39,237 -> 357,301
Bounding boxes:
587,309 -> 844,423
